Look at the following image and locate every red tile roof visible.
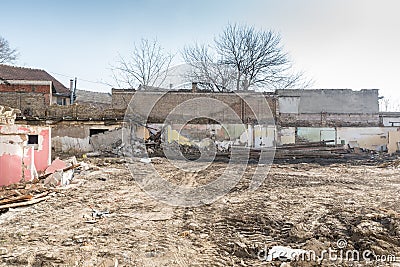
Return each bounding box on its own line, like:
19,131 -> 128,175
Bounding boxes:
0,64 -> 70,95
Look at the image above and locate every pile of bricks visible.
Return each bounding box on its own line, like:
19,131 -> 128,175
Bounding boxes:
0,105 -> 20,125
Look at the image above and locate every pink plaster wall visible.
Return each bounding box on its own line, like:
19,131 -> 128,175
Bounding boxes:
23,147 -> 35,181
0,154 -> 23,186
34,128 -> 51,172
0,125 -> 51,186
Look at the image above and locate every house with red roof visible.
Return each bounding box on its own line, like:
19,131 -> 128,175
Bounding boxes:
0,64 -> 71,117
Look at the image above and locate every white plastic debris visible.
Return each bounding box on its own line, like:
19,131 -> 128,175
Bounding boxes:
215,140 -> 233,151
92,210 -> 110,219
61,169 -> 74,186
140,158 -> 151,164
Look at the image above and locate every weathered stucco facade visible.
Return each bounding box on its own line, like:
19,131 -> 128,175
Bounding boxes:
51,121 -> 121,154
0,106 -> 51,186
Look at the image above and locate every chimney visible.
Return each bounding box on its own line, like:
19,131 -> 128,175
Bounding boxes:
73,77 -> 77,103
191,82 -> 197,93
70,79 -> 74,105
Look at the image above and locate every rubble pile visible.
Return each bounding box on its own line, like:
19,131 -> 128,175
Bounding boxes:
0,105 -> 20,125
274,140 -> 348,159
0,182 -> 51,213
84,123 -> 397,164
0,157 -> 87,215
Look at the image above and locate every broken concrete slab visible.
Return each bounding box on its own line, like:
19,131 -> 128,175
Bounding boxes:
90,128 -> 123,153
0,105 -> 20,125
44,171 -> 63,187
45,158 -> 67,175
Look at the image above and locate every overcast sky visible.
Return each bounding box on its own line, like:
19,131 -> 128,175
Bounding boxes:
1,0 -> 399,110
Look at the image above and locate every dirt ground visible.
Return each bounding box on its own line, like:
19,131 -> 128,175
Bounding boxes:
0,157 -> 400,266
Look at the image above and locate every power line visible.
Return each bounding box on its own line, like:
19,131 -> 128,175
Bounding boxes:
49,71 -> 113,87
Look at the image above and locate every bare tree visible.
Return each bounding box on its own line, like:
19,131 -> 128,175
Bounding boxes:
183,23 -> 310,91
0,36 -> 18,64
182,43 -> 236,92
112,38 -> 173,89
216,23 -> 309,90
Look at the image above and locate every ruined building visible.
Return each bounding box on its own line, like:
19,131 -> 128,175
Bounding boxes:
1,64 -> 399,158
0,105 -> 51,186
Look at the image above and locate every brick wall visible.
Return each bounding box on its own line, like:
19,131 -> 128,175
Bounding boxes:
46,104 -> 125,120
0,92 -> 49,117
279,113 -> 380,127
0,84 -> 51,117
112,89 -> 135,110
0,84 -> 50,94
112,89 -> 277,124
0,95 -> 124,120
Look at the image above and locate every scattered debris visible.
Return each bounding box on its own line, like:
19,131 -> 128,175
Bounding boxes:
1,156 -> 400,266
140,158 -> 151,164
91,209 -> 110,219
83,207 -> 111,224
40,157 -> 80,187
45,158 -> 68,175
0,105 -> 20,125
0,192 -> 54,210
0,157 -> 86,215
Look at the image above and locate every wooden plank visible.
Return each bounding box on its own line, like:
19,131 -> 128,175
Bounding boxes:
0,194 -> 53,210
0,194 -> 33,205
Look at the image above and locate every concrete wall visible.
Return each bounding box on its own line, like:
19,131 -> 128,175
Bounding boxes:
254,125 -> 276,147
164,123 -> 246,142
382,117 -> 400,127
380,113 -> 400,127
279,113 -> 380,127
277,89 -> 379,114
388,130 -> 400,154
287,126 -> 400,152
278,96 -> 300,114
91,128 -> 123,152
51,121 -> 121,154
297,127 -> 336,143
279,127 -> 296,144
336,127 -> 392,151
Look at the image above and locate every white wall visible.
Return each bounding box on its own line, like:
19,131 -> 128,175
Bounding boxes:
382,116 -> 400,127
278,97 -> 300,114
336,127 -> 392,151
280,127 -> 296,144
